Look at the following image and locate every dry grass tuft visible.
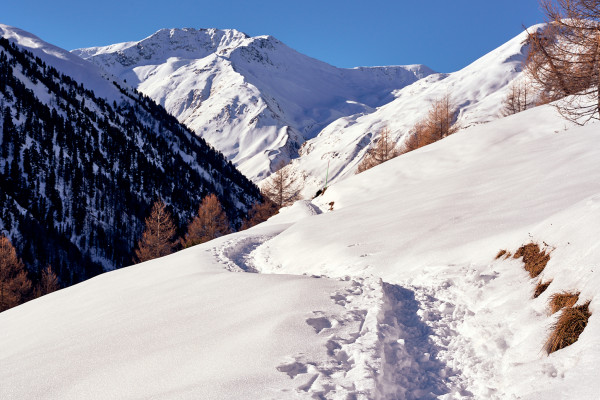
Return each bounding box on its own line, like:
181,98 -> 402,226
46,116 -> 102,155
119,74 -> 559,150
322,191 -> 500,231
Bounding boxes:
513,243 -> 550,278
495,249 -> 510,259
549,291 -> 580,314
545,302 -> 591,354
533,280 -> 552,298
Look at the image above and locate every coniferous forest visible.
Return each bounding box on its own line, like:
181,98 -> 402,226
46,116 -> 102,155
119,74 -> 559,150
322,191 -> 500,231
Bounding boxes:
0,37 -> 261,288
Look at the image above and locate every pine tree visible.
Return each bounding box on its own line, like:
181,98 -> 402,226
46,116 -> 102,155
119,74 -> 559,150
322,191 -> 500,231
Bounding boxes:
182,194 -> 231,248
0,235 -> 32,312
134,200 -> 177,263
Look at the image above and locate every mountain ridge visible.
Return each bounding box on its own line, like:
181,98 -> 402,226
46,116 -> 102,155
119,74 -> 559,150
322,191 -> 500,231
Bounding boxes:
73,28 -> 434,180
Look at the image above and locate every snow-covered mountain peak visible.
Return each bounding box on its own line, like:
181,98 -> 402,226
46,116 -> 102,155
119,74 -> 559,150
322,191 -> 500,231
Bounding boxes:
75,29 -> 433,181
73,27 -> 252,70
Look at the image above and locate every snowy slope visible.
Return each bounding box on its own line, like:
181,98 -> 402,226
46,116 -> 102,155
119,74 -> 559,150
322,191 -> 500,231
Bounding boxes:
73,28 -> 434,180
0,24 -> 125,102
2,101 -> 599,399
291,27 -> 541,196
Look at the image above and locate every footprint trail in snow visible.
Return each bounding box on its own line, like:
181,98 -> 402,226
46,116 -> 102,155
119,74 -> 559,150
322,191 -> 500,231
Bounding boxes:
213,230 -> 498,399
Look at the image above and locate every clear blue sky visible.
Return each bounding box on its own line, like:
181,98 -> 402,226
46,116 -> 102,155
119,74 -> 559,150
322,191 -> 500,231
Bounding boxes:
4,0 -> 545,73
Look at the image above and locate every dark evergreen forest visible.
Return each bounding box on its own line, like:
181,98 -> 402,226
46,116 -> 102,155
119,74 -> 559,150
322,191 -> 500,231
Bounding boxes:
0,37 -> 261,287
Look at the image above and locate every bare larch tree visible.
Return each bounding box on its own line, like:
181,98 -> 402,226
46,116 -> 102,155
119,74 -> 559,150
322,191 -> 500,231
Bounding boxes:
261,162 -> 302,208
182,194 -> 231,248
356,127 -> 400,173
134,200 -> 177,263
526,0 -> 600,124
0,235 -> 31,311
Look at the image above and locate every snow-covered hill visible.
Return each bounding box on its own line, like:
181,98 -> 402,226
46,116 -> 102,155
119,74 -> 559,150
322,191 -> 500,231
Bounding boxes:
289,27 -> 542,195
73,28 -> 434,181
2,101 -> 599,399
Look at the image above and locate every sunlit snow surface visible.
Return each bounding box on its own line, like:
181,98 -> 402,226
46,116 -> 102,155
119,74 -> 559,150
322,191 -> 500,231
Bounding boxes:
1,22 -> 599,400
2,103 -> 599,399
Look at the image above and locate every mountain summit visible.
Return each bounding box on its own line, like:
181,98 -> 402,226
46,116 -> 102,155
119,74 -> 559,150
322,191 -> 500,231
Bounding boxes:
73,28 -> 434,180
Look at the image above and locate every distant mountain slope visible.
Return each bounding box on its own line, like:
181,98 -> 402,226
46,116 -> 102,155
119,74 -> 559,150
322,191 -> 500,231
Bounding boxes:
73,28 -> 434,180
288,27 -> 540,195
0,25 -> 260,286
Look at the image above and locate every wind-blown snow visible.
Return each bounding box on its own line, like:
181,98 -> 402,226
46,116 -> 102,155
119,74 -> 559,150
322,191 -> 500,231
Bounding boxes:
73,28 -> 434,181
2,99 -> 599,399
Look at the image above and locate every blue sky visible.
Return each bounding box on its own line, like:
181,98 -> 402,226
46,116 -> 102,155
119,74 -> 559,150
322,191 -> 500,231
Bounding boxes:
4,0 -> 544,72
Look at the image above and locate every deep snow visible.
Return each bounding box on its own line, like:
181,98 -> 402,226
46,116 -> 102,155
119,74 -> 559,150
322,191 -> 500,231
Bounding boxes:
1,102 -> 599,399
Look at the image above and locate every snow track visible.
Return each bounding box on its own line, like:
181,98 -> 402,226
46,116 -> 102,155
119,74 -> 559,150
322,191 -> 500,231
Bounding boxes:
213,233 -> 278,273
212,229 -> 486,399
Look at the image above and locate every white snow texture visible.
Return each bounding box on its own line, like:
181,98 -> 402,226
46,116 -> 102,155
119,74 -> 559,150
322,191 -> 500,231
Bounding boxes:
1,23 -> 600,400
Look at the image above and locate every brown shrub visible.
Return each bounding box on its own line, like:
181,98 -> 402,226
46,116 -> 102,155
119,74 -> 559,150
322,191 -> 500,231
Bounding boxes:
549,291 -> 580,314
513,243 -> 550,278
533,280 -> 552,299
545,302 -> 591,354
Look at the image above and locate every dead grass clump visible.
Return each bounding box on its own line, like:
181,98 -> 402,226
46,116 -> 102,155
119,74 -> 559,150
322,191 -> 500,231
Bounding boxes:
533,280 -> 552,298
513,243 -> 550,278
495,249 -> 511,259
549,291 -> 580,314
545,302 -> 591,354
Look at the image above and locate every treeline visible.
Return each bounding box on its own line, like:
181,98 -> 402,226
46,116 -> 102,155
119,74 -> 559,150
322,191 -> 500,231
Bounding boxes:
0,37 -> 261,294
134,194 -> 278,264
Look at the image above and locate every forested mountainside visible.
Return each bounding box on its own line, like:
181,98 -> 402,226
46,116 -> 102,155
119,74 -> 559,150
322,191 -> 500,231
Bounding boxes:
0,36 -> 261,286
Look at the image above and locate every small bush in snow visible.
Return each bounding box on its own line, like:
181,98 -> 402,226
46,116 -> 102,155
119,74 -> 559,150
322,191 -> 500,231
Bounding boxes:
533,280 -> 552,299
545,301 -> 591,354
513,243 -> 551,278
549,291 -> 580,314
